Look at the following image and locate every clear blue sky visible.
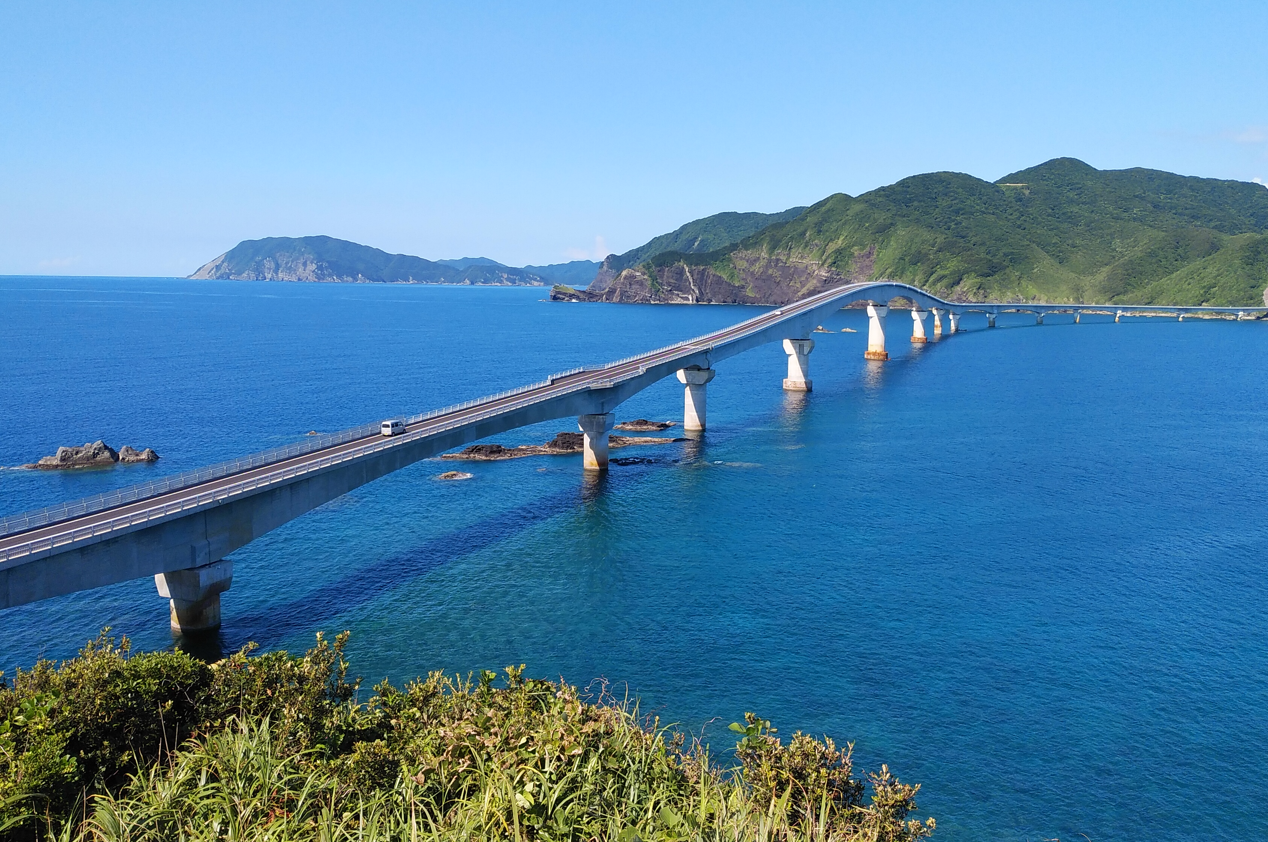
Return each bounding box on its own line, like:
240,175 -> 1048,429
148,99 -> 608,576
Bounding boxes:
2,1 -> 1266,276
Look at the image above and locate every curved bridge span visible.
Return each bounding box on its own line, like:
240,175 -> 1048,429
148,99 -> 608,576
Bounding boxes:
1,283 -> 1263,631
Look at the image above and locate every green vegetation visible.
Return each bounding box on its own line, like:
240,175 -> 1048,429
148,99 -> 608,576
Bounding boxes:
650,159 -> 1268,306
604,208 -> 808,276
0,633 -> 933,841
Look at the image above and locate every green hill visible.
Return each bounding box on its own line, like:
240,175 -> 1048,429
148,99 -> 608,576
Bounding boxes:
577,159 -> 1268,306
589,207 -> 807,290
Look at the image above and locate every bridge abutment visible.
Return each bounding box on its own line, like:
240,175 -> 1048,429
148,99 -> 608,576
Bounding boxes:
782,338 -> 814,391
865,305 -> 888,360
578,413 -> 615,470
155,559 -> 232,634
911,308 -> 928,343
676,366 -> 715,431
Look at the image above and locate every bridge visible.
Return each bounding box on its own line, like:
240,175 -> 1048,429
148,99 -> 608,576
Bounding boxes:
2,282 -> 1263,633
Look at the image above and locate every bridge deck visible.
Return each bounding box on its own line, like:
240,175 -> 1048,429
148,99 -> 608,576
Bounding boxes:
2,282 -> 1263,608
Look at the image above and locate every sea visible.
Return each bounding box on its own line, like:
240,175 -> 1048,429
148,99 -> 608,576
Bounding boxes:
1,276 -> 1265,841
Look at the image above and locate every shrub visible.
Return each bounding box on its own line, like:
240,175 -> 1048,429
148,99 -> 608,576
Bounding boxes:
0,634 -> 934,841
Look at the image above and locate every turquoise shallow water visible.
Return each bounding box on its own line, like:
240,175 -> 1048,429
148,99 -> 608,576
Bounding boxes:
1,277 -> 1266,840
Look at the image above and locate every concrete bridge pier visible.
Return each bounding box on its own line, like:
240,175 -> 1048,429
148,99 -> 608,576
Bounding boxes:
1178,313 -> 1185,322
865,305 -> 889,360
949,311 -> 961,334
986,313 -> 997,328
931,308 -> 944,337
578,413 -> 615,470
782,339 -> 814,391
1035,313 -> 1044,325
676,366 -> 716,431
1075,312 -> 1081,324
155,559 -> 233,634
911,308 -> 928,343
1115,310 -> 1124,323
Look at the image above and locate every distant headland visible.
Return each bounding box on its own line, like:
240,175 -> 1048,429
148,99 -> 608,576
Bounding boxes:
189,235 -> 597,287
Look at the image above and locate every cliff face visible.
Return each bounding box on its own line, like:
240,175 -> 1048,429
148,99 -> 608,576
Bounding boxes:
553,248 -> 877,305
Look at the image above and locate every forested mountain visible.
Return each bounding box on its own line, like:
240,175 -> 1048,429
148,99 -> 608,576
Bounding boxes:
564,159 -> 1268,307
588,207 -> 808,291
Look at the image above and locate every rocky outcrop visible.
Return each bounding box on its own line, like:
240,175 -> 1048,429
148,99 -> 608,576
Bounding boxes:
441,431 -> 684,461
119,445 -> 160,464
23,441 -> 159,470
554,247 -> 877,306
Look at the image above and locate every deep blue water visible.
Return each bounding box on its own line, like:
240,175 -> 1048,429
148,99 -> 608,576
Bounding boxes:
1,276 -> 1266,841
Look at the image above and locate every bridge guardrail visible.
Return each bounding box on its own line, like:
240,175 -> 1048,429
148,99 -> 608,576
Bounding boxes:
0,373 -> 582,541
0,376 -> 599,563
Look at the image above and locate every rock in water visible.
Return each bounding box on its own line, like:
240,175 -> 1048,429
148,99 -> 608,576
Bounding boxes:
24,440 -> 159,469
119,446 -> 160,463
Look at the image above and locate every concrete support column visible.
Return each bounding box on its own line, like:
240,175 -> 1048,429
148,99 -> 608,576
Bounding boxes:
865,304 -> 889,360
577,413 -> 615,470
986,312 -> 997,328
1237,311 -> 1248,321
676,366 -> 716,431
949,312 -> 961,334
782,338 -> 815,391
931,308 -> 944,337
911,308 -> 928,343
155,559 -> 233,634
1075,312 -> 1081,324
1035,313 -> 1044,325
1178,313 -> 1185,322
1115,310 -> 1124,323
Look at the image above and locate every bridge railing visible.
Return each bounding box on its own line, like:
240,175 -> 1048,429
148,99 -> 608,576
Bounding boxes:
0,373 -> 600,563
0,372 -> 585,540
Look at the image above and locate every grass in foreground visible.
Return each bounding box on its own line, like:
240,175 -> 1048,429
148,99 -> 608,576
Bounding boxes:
0,632 -> 933,841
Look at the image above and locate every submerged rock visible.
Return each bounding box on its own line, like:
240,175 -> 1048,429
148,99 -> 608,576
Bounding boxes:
23,440 -> 159,470
443,431 -> 685,461
614,419 -> 677,432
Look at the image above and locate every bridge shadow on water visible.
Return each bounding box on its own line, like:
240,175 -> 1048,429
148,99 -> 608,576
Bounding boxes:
176,341 -> 940,661
196,459 -> 675,658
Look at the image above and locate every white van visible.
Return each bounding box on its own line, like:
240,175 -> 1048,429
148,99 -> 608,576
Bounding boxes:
381,419 -> 407,437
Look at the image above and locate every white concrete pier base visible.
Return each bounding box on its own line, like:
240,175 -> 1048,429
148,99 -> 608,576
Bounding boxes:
865,304 -> 889,360
1177,313 -> 1185,322
932,308 -> 944,337
1075,312 -> 1081,324
1115,310 -> 1123,323
155,559 -> 233,634
911,308 -> 928,343
782,338 -> 815,391
676,366 -> 716,431
1237,311 -> 1248,321
949,312 -> 961,334
986,313 -> 997,328
1035,313 -> 1044,325
577,413 -> 615,471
